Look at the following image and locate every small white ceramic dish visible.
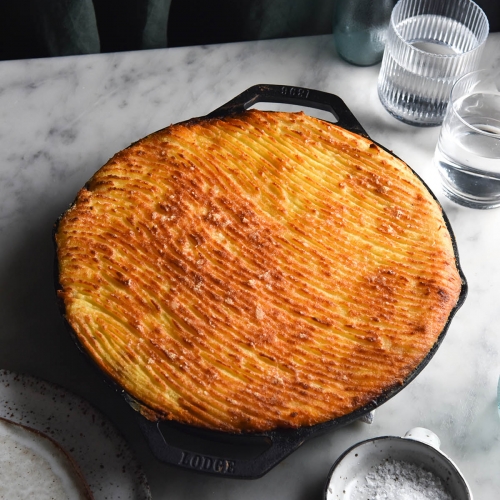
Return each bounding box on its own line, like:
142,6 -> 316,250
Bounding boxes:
324,427 -> 472,500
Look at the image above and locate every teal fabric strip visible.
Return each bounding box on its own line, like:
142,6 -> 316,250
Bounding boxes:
31,0 -> 101,56
141,0 -> 172,49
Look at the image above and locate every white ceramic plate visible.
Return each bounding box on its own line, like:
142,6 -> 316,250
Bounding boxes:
0,369 -> 151,500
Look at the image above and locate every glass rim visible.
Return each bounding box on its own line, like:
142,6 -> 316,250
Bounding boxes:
390,0 -> 489,58
451,68 -> 500,138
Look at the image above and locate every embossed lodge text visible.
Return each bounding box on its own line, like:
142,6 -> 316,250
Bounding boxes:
179,451 -> 236,474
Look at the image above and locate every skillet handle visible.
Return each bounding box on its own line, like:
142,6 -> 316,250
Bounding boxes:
137,416 -> 309,479
205,84 -> 369,138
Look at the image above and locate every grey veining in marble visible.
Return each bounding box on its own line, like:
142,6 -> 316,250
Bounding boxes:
1,33 -> 500,499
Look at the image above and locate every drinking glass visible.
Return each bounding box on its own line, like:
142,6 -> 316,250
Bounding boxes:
378,0 -> 489,126
434,68 -> 500,209
333,0 -> 394,66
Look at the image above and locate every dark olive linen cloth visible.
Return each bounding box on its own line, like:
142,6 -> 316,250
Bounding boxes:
0,0 -> 171,60
0,0 -> 498,61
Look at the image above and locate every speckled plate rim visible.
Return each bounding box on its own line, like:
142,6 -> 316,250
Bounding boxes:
0,369 -> 151,500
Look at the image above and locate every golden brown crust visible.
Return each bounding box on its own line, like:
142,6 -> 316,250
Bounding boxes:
55,110 -> 462,432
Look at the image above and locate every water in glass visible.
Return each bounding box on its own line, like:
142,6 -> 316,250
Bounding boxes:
435,92 -> 500,208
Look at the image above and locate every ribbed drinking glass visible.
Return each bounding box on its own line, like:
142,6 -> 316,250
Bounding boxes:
378,0 -> 489,126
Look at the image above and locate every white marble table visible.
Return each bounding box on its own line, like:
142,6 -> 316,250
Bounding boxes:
1,32 -> 499,499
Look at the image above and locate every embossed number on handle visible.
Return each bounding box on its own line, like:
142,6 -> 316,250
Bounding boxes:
281,86 -> 310,99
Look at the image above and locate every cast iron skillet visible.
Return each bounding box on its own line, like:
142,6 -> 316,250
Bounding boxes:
54,84 -> 468,480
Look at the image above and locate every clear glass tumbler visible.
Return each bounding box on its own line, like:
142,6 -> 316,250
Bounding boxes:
378,0 -> 489,126
434,68 -> 500,209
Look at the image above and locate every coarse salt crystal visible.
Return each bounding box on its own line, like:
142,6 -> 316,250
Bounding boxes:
352,459 -> 453,500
